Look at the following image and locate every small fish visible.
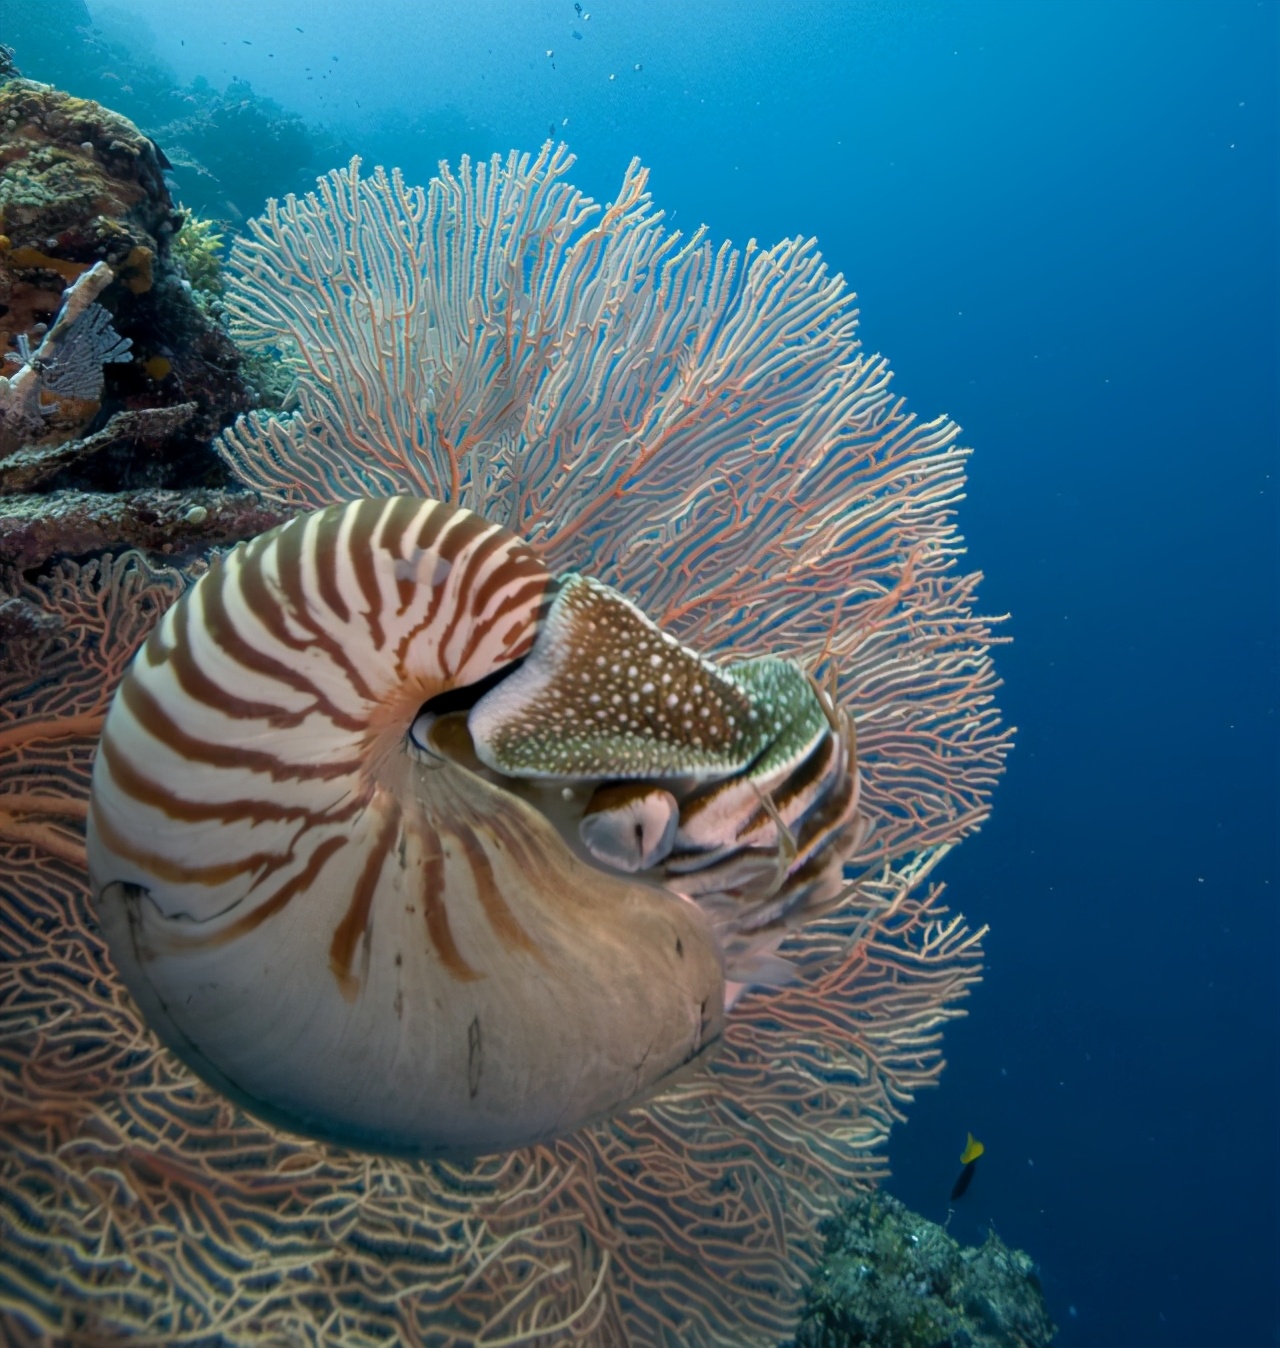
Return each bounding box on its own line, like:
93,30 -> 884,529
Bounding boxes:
296,26 -> 304,32
573,30 -> 582,39
949,1132 -> 984,1202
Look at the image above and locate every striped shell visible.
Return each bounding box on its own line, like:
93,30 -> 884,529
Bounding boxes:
87,496 -> 860,1156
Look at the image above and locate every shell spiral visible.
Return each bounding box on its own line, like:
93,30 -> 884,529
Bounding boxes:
86,496 -> 725,1156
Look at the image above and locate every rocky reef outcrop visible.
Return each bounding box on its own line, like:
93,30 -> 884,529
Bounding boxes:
0,79 -> 252,479
785,1191 -> 1056,1348
0,79 -> 287,571
0,0 -> 352,226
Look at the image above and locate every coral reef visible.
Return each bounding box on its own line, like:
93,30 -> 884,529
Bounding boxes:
787,1192 -> 1055,1348
0,78 -> 252,483
0,262 -> 130,457
0,0 -> 353,225
169,208 -> 224,297
0,81 -> 290,572
154,80 -> 347,228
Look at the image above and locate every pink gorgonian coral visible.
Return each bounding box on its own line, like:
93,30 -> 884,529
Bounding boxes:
1,147 -> 1010,1345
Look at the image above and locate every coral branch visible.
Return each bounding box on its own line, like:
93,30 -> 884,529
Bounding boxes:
0,264 -> 129,458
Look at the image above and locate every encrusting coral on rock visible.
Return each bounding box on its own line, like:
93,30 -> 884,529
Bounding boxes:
0,78 -> 288,569
787,1191 -> 1055,1348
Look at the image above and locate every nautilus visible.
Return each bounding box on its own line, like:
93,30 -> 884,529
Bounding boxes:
87,496 -> 864,1156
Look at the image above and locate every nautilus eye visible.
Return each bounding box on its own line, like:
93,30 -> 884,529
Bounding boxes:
579,783 -> 680,872
86,497 -> 726,1157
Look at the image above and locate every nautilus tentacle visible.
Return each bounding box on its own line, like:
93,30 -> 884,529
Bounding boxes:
87,497 -> 725,1156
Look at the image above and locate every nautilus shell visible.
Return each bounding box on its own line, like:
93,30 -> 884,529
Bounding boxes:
87,496 -> 863,1156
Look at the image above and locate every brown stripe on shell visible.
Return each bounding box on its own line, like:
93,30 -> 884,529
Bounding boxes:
312,502 -> 351,624
470,544 -> 544,616
728,731 -> 840,845
444,818 -> 542,961
457,564 -> 551,671
391,508 -> 481,677
435,514 -> 501,678
411,495 -> 451,559
330,801 -> 400,1000
148,596 -> 317,731
97,727 -> 362,830
208,834 -> 349,946
412,818 -> 480,981
382,495 -> 432,613
790,759 -> 858,861
198,548 -> 367,734
458,524 -> 510,616
119,677 -> 365,785
347,498 -> 393,649
272,511 -> 380,703
449,528 -> 518,668
88,793 -> 303,890
772,731 -> 839,812
436,508 -> 491,564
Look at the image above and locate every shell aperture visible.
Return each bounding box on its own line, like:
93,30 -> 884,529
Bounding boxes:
87,497 -> 725,1157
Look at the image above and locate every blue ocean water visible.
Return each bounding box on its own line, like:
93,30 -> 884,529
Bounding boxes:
9,1 -> 1277,1344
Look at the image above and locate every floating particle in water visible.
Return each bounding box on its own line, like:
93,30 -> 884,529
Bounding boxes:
634,62 -> 643,71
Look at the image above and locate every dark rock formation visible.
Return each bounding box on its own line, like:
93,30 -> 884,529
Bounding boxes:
0,78 -> 252,489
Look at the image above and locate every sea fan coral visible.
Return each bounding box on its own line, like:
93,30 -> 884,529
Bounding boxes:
0,147 -> 1010,1346
0,264 -> 131,457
